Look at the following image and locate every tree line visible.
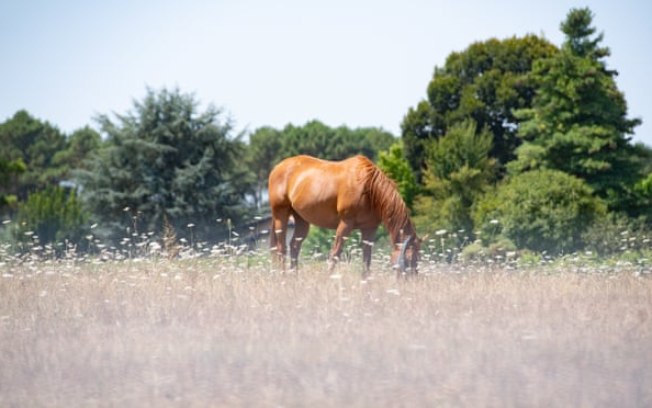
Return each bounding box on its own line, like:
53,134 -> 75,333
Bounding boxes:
0,91 -> 395,253
1,7 -> 651,258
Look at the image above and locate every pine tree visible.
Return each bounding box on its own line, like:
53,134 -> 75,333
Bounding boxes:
511,8 -> 642,211
77,88 -> 254,244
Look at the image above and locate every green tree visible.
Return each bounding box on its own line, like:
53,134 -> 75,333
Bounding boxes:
413,120 -> 496,239
377,142 -> 418,209
401,35 -> 557,178
247,127 -> 283,209
0,158 -> 26,208
361,128 -> 397,159
510,8 -> 642,212
51,126 -> 102,180
629,171 -> 652,221
77,88 -> 254,244
473,169 -> 606,254
12,186 -> 89,254
0,110 -> 67,199
279,120 -> 394,161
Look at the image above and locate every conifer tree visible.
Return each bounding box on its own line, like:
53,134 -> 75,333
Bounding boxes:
77,88 -> 254,244
511,8 -> 642,211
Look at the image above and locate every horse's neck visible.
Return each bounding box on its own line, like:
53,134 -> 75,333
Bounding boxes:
366,165 -> 414,244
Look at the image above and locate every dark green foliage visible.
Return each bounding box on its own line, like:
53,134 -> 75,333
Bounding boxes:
77,88 -> 254,244
582,212 -> 651,256
51,126 -> 102,179
637,173 -> 652,196
0,110 -> 67,199
401,101 -> 433,180
473,169 -> 606,254
633,143 -> 652,175
0,158 -> 26,208
629,172 -> 652,221
361,128 -> 397,160
279,120 -> 395,161
414,120 -> 496,239
247,127 -> 284,209
401,35 -> 558,178
12,186 -> 89,253
303,226 -> 335,259
560,7 -> 609,59
511,8 -> 642,213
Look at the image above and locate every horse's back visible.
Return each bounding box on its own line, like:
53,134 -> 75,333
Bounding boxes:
269,155 -> 370,190
268,155 -> 374,228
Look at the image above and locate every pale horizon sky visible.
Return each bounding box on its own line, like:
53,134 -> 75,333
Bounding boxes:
1,0 -> 651,146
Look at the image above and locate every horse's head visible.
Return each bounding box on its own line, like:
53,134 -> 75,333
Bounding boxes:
392,235 -> 424,274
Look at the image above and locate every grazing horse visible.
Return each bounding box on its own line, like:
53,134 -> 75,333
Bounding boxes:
268,154 -> 421,274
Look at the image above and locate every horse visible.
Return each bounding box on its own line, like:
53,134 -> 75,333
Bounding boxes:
268,154 -> 422,275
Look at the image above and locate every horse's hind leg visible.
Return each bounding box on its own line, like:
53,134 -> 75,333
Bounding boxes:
328,219 -> 353,271
289,213 -> 310,270
271,207 -> 290,271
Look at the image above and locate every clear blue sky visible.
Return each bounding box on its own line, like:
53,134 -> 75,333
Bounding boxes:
1,0 -> 651,146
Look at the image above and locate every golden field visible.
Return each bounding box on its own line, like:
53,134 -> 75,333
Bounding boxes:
1,255 -> 651,407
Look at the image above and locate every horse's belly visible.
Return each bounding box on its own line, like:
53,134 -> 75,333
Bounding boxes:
288,174 -> 341,229
293,206 -> 340,229
293,201 -> 379,230
288,170 -> 376,230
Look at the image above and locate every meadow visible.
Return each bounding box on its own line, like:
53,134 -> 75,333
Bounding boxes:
1,245 -> 651,407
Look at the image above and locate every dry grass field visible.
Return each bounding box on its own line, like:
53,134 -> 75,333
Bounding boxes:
1,254 -> 651,407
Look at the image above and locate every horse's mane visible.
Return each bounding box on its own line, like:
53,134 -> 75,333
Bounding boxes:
357,157 -> 414,243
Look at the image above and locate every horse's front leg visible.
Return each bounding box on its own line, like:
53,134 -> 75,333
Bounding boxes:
328,220 -> 353,272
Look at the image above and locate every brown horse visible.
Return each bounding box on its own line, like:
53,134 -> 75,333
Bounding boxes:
268,154 -> 421,274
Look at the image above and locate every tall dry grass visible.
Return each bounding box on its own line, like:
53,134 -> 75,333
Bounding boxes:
1,256 -> 651,407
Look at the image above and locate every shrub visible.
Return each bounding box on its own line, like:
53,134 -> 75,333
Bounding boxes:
582,213 -> 651,256
303,227 -> 334,260
12,186 -> 89,254
460,237 -> 517,262
413,120 -> 496,242
473,169 -> 606,254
